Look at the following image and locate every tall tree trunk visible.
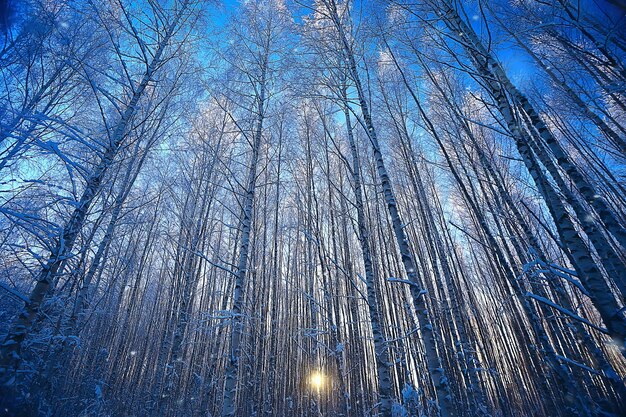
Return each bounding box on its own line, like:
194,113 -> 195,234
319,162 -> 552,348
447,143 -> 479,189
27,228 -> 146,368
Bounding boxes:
322,1 -> 454,414
222,54 -> 268,417
431,0 -> 626,353
340,86 -> 394,415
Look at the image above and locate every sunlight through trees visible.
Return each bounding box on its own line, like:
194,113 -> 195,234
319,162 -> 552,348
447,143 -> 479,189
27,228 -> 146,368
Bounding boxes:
0,0 -> 625,416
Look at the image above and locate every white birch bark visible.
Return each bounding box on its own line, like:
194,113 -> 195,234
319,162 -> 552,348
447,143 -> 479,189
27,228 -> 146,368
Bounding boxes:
321,1 -> 454,414
341,87 -> 393,416
430,0 -> 626,353
437,0 -> 626,252
0,0 -> 191,382
222,50 -> 268,417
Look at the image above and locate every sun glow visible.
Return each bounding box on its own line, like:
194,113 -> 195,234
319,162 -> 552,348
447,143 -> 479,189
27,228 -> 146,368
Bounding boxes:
309,371 -> 325,390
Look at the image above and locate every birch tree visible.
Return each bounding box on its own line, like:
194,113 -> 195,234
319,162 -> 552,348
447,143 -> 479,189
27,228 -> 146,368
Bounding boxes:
217,1 -> 292,415
0,0 -> 201,383
1,1 -> 626,416
306,0 -> 455,414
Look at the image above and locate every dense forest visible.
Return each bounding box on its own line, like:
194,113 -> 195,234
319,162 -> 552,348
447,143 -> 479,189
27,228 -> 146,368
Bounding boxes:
1,0 -> 625,416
